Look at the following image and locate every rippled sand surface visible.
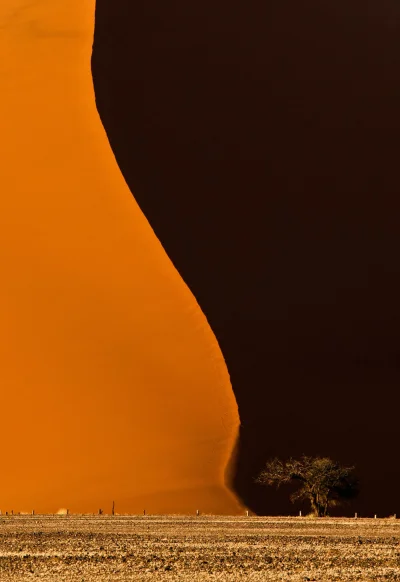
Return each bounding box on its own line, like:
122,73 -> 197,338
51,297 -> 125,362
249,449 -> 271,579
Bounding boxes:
1,515 -> 400,580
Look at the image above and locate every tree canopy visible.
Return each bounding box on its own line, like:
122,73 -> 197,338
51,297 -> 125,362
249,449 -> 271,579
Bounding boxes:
256,455 -> 359,517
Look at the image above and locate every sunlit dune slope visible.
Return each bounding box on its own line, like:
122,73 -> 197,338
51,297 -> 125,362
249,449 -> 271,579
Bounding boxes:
0,0 -> 241,514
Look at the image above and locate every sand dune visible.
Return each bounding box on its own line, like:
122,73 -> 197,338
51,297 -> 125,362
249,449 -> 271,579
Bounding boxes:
0,0 -> 241,514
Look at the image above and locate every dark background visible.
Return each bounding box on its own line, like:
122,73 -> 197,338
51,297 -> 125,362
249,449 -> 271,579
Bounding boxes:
91,0 -> 400,516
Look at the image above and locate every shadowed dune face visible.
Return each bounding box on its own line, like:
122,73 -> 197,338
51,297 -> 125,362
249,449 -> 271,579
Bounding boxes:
91,1 -> 400,516
0,0 -> 241,515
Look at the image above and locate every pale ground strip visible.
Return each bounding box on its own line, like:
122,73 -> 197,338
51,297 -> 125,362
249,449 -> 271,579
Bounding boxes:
0,515 -> 400,580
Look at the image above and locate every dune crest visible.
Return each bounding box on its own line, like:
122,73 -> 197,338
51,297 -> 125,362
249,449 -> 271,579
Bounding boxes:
0,0 -> 241,514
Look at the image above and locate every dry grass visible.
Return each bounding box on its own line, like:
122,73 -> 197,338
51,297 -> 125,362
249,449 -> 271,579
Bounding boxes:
1,514 -> 400,580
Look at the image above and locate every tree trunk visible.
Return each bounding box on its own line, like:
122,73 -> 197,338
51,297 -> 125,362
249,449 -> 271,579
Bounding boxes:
310,493 -> 326,517
310,494 -> 319,516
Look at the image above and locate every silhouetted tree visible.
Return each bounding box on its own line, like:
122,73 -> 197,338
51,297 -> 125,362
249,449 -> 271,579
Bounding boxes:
256,455 -> 359,517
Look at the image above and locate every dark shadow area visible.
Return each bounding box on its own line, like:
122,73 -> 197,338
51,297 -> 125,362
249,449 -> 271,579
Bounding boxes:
92,0 -> 400,516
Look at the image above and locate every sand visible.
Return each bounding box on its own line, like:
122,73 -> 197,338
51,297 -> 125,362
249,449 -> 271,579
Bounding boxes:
1,515 -> 400,580
0,1 -> 240,514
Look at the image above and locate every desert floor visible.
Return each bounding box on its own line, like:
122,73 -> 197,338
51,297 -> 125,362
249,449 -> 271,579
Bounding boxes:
0,514 -> 399,580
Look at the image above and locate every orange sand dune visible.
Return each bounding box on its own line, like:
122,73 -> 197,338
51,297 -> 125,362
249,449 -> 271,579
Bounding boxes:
0,0 -> 241,515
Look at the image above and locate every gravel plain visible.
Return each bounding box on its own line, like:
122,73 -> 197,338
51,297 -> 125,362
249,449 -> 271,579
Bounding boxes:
0,514 -> 400,581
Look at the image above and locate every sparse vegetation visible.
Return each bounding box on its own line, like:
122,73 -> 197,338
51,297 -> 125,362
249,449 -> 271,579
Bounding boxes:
0,514 -> 400,581
256,455 -> 359,517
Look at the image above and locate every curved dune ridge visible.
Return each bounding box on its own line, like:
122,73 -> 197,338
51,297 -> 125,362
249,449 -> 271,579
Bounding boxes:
0,0 -> 242,514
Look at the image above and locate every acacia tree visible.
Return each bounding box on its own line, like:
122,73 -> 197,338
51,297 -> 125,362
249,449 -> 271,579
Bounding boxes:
256,455 -> 359,517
